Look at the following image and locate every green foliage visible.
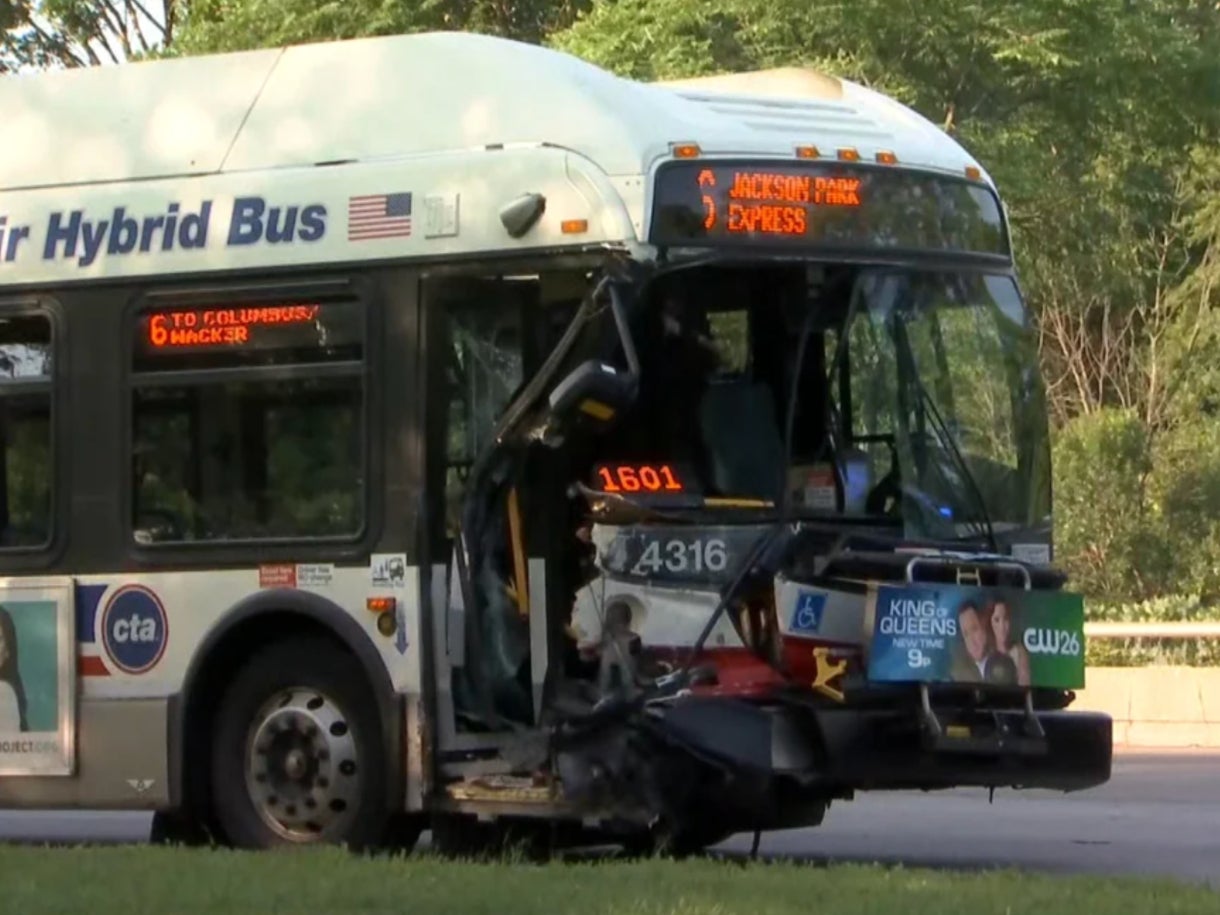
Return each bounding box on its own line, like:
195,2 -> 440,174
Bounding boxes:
171,0 -> 589,55
1085,596 -> 1220,667
1055,406 -> 1220,614
1052,408 -> 1159,600
1,1 -> 177,70
1088,638 -> 1220,667
170,0 -> 415,55
2,0 -> 591,66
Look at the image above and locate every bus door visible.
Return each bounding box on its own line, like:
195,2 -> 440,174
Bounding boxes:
421,271 -> 585,769
0,576 -> 75,778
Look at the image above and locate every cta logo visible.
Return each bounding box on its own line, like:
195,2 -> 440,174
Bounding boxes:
1023,627 -> 1082,657
101,585 -> 169,675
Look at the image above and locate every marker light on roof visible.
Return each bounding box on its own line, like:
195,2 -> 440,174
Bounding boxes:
837,147 -> 860,162
671,143 -> 701,159
965,165 -> 982,180
876,151 -> 898,165
796,145 -> 821,159
560,219 -> 588,234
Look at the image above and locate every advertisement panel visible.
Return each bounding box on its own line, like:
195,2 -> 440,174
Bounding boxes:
867,584 -> 1085,689
0,581 -> 75,776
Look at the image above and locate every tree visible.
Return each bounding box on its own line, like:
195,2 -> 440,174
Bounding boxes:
1,0 -> 179,70
171,0 -> 590,56
3,1 -> 594,68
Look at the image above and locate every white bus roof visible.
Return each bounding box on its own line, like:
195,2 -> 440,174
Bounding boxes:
0,31 -> 987,191
0,32 -> 999,288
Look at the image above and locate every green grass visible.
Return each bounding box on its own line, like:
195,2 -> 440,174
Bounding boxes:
0,845 -> 1214,915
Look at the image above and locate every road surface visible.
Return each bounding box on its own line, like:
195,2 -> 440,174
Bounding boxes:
720,751 -> 1219,887
1,752 -> 1216,888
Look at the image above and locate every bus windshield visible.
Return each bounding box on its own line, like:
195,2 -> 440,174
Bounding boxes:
582,261 -> 1051,549
834,270 -> 1052,544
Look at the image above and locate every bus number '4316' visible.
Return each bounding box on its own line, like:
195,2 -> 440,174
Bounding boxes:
632,538 -> 728,576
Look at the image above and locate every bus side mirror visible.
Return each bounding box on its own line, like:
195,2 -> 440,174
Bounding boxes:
547,360 -> 636,430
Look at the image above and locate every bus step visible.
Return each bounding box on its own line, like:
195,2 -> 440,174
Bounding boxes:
444,774 -> 559,804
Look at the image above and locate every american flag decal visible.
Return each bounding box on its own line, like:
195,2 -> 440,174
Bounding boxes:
348,192 -> 413,241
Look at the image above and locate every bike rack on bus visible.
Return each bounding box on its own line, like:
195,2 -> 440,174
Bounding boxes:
901,555 -> 1047,756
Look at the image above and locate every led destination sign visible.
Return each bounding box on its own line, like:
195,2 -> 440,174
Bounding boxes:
145,303 -> 322,350
712,170 -> 862,237
649,160 -> 1008,256
132,297 -> 364,371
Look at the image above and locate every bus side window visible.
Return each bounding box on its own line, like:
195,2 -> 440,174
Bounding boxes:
0,311 -> 53,549
129,296 -> 367,545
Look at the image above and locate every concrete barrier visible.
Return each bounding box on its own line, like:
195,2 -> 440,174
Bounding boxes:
1073,667 -> 1220,749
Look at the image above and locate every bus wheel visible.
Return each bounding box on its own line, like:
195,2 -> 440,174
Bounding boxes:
209,636 -> 391,851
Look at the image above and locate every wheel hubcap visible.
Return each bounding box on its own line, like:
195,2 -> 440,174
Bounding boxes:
244,688 -> 360,841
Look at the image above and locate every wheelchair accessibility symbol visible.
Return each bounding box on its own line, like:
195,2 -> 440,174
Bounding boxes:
790,591 -> 826,635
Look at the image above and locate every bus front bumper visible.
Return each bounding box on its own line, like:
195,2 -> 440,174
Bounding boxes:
652,695 -> 1113,794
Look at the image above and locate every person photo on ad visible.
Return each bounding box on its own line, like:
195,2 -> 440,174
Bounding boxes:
955,600 -> 1018,685
989,598 -> 1032,686
0,606 -> 29,732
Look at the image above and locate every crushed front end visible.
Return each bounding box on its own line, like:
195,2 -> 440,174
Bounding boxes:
552,506 -> 1110,842
447,256 -> 1111,848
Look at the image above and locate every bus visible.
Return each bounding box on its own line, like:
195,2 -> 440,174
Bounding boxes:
0,30 -> 1111,854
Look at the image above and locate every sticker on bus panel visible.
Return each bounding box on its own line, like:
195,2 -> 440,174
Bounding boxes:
867,584 -> 1084,689
371,554 -> 407,589
296,564 -> 334,589
789,591 -> 826,635
259,564 -> 296,588
100,585 -> 169,676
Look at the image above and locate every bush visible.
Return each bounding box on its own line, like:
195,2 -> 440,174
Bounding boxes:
1087,638 -> 1220,666
1054,408 -> 1220,605
1143,420 -> 1220,600
1085,594 -> 1220,666
1052,408 -> 1167,600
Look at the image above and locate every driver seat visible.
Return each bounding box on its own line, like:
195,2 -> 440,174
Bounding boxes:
698,379 -> 786,502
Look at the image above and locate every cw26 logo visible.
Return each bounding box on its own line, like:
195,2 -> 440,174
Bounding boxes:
1023,628 -> 1082,657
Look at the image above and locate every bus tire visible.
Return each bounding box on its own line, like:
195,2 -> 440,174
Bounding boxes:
208,635 -> 392,851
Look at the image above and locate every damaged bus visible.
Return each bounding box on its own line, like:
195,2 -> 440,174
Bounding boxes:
0,31 -> 1110,854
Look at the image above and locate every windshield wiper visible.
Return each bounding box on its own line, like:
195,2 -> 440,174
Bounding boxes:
910,376 -> 999,552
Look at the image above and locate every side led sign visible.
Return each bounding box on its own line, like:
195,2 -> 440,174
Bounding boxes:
145,304 -> 321,349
